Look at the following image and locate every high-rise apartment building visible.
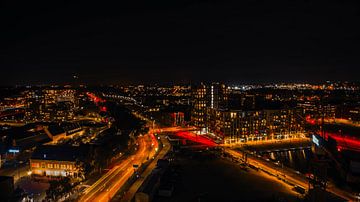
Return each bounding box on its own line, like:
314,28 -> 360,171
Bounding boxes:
191,84 -> 304,143
206,108 -> 303,144
24,89 -> 78,122
191,83 -> 228,128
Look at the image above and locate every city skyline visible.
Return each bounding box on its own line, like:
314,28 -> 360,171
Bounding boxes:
1,81 -> 360,201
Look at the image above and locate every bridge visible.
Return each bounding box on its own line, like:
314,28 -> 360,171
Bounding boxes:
150,126 -> 218,147
150,126 -> 197,134
306,117 -> 360,153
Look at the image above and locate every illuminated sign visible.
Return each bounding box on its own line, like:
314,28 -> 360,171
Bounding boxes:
8,149 -> 20,153
312,135 -> 319,146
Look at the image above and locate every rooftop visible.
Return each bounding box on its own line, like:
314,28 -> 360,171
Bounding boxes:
31,145 -> 88,162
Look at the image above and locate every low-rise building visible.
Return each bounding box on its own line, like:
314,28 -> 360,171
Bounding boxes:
30,145 -> 87,178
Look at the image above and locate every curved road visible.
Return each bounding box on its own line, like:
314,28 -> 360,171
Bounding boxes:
78,134 -> 157,202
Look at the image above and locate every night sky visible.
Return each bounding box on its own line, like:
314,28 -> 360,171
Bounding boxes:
1,1 -> 360,85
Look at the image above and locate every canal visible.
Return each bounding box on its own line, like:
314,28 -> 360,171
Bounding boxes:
261,148 -> 313,174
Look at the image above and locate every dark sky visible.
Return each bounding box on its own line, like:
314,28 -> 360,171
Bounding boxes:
1,0 -> 360,85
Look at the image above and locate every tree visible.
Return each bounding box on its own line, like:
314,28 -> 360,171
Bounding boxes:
46,177 -> 72,201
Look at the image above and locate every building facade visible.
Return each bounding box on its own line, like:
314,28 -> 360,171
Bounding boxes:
24,89 -> 78,122
191,83 -> 228,128
206,108 -> 303,144
297,101 -> 336,121
30,159 -> 78,177
30,145 -> 85,179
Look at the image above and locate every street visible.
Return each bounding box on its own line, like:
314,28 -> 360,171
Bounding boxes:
120,135 -> 171,202
225,148 -> 355,201
78,133 -> 158,202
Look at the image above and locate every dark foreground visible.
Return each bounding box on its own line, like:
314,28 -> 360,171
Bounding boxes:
154,149 -> 301,202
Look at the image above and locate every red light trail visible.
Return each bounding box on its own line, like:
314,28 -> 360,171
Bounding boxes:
86,92 -> 107,112
175,131 -> 217,147
86,92 -> 106,104
306,117 -> 360,152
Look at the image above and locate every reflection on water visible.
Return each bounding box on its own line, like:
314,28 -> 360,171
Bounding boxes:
263,148 -> 313,173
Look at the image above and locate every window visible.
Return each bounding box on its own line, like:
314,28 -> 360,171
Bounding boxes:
47,164 -> 53,169
31,163 -> 39,168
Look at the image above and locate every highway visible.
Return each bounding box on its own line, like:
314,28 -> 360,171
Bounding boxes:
225,148 -> 355,201
120,135 -> 171,202
78,133 -> 158,202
